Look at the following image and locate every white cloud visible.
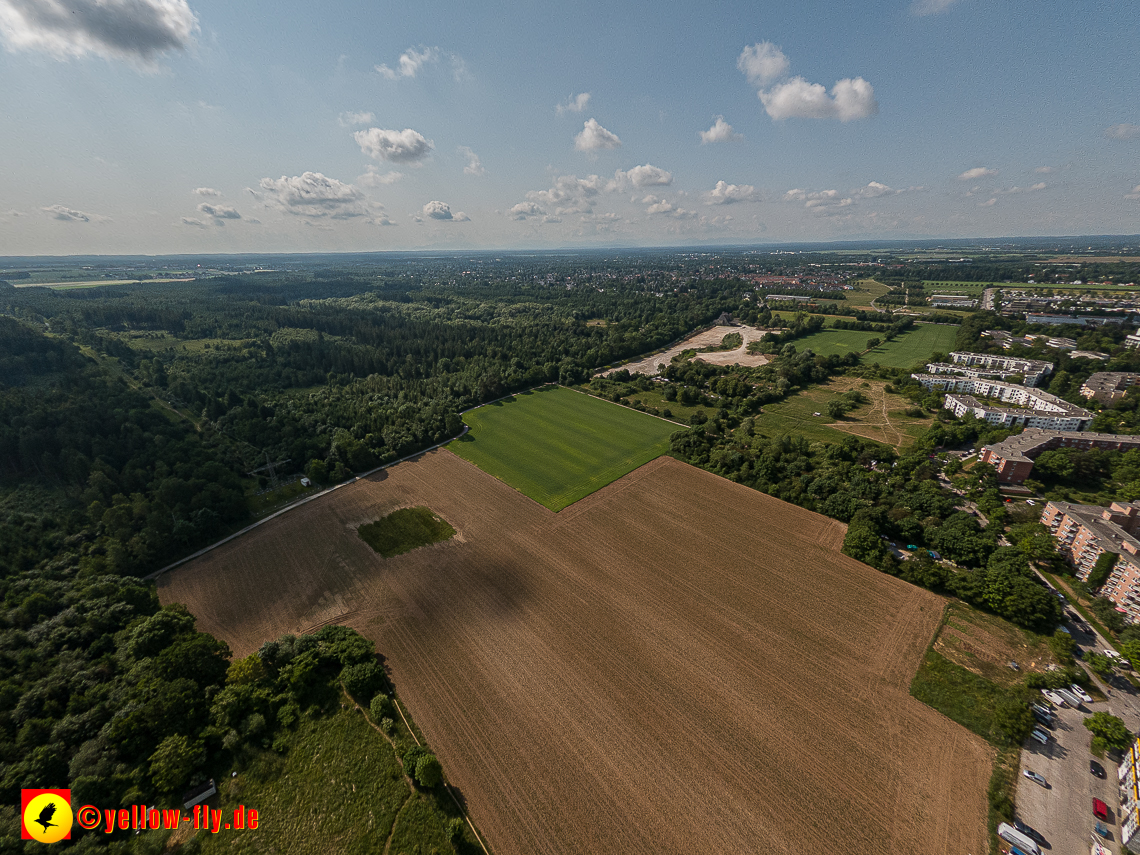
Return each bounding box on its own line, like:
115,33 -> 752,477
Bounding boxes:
423,200 -> 453,220
783,188 -> 852,209
556,92 -> 590,115
760,76 -> 877,121
453,211 -> 470,222
1035,166 -> 1056,174
958,167 -> 998,181
910,0 -> 959,15
608,164 -> 672,190
257,172 -> 368,219
524,173 -> 605,215
510,201 -> 544,220
1107,124 -> 1140,141
338,110 -> 375,127
458,146 -> 484,176
375,46 -> 438,79
574,118 -> 621,152
357,166 -> 403,187
699,116 -> 741,144
705,180 -> 758,205
197,202 -> 240,219
644,197 -> 697,219
857,181 -> 897,198
737,42 -> 789,87
42,203 -> 103,221
0,0 -> 197,63
180,217 -> 207,228
1125,185 -> 1140,201
370,214 -> 397,226
354,127 -> 433,163
193,187 -> 221,197
977,197 -> 997,207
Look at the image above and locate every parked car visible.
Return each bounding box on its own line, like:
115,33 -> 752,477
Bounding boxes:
1091,760 -> 1106,778
1042,689 -> 1067,707
1096,820 -> 1111,838
1029,728 -> 1049,745
1071,684 -> 1094,704
1013,818 -> 1043,843
1023,770 -> 1049,787
1094,798 -> 1109,820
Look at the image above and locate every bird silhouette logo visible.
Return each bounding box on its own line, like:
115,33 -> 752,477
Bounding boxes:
21,790 -> 73,843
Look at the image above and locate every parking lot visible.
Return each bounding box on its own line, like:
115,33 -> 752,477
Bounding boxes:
1016,702 -> 1119,852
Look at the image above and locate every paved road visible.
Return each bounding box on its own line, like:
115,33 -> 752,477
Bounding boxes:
1016,703 -> 1118,852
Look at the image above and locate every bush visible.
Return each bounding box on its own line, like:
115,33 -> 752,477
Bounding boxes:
415,753 -> 442,788
341,660 -> 385,702
369,693 -> 392,721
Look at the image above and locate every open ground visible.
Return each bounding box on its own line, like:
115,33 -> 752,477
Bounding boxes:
159,450 -> 991,855
792,322 -> 958,370
599,323 -> 771,376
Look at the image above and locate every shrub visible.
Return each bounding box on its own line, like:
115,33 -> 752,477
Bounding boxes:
415,753 -> 442,788
341,661 -> 385,703
369,693 -> 392,721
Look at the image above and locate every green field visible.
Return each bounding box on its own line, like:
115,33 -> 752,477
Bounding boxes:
790,322 -> 958,369
449,385 -> 678,510
358,506 -> 456,557
871,323 -> 959,368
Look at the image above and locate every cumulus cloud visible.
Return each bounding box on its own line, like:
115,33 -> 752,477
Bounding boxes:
910,0 -> 959,15
643,196 -> 697,219
510,201 -> 544,220
357,166 -> 402,187
1124,184 -> 1140,201
977,197 -> 997,207
371,214 -> 397,226
354,127 -> 433,163
737,42 -> 789,87
375,46 -> 439,79
453,211 -> 470,222
1106,123 -> 1140,141
699,116 -> 741,144
42,203 -> 102,221
783,188 -> 852,209
706,180 -> 758,205
458,146 -> 484,176
958,167 -> 997,181
423,200 -> 453,220
609,163 -> 672,190
1035,166 -> 1056,174
556,92 -> 590,115
0,0 -> 197,63
197,202 -> 240,219
760,76 -> 877,121
193,187 -> 221,197
180,216 -> 206,228
523,173 -> 605,215
574,118 -> 621,152
854,181 -> 922,198
256,172 -> 368,219
338,110 -> 375,127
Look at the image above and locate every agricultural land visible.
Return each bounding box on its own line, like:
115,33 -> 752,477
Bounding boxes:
449,385 -> 677,510
159,450 -> 992,855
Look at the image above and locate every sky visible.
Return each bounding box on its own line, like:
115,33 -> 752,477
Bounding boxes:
0,0 -> 1137,254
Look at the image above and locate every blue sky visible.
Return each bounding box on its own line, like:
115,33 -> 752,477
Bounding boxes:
0,0 -> 1137,253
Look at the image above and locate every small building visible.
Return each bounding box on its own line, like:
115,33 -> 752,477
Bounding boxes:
182,779 -> 216,810
714,312 -> 736,325
1126,332 -> 1140,350
930,294 -> 978,308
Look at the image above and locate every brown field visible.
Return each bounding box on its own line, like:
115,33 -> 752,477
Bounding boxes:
159,451 -> 991,855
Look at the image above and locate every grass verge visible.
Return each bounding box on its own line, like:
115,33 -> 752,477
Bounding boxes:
358,506 -> 456,558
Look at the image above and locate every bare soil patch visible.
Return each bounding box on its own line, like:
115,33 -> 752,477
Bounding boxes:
160,451 -> 991,855
599,324 -> 772,377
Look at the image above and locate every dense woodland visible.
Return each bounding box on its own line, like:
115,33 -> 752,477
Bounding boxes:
2,250 -> 1139,851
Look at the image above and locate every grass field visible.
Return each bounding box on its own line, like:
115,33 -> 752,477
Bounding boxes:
358,506 -> 456,557
449,385 -> 678,510
755,377 -> 929,448
871,323 -> 959,368
846,278 -> 892,309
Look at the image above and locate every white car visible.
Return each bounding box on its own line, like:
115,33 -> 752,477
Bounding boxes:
1042,689 -> 1067,707
1070,684 -> 1093,704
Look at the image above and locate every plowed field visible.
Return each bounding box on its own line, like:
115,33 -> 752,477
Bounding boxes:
159,451 -> 991,855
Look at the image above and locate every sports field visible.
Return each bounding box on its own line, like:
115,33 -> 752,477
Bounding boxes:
449,385 -> 677,510
793,323 -> 958,369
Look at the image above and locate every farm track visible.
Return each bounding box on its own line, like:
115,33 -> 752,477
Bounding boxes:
160,450 -> 991,855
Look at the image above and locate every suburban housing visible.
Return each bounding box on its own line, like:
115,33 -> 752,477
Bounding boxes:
979,428 -> 1140,484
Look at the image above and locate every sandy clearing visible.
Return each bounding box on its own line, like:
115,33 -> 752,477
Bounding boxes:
160,450 -> 991,855
598,324 -> 773,377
